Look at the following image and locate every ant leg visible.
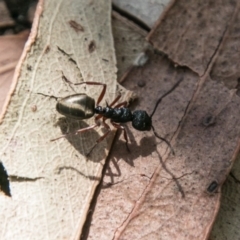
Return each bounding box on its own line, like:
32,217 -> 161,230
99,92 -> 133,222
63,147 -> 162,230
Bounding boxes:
151,125 -> 175,155
109,93 -> 121,107
86,120 -> 111,156
51,123 -> 99,141
108,93 -> 128,108
111,121 -> 130,152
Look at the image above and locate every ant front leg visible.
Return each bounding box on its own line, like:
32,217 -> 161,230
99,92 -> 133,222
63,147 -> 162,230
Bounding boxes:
111,121 -> 130,152
108,92 -> 128,108
109,93 -> 122,107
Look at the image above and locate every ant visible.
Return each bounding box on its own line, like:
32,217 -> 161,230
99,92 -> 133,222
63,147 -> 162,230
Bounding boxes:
41,77 -> 183,156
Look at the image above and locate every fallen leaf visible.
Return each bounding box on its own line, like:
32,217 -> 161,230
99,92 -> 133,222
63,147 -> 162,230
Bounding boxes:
148,0 -> 237,76
0,0 -> 132,239
88,48 -> 240,240
86,2 -> 240,239
209,2 -> 240,89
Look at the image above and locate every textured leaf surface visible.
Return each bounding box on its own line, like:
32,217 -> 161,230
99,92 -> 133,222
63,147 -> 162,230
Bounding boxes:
1,0 -> 240,239
87,49 -> 240,240
0,0 -> 132,239
148,0 -> 238,76
148,1 -> 240,238
86,2 -> 240,239
112,11 -> 149,82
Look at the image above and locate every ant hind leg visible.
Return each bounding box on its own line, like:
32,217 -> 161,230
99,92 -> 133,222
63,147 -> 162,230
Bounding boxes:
111,121 -> 130,153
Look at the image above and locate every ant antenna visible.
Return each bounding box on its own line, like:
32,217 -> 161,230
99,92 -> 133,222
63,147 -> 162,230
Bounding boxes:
149,77 -> 184,155
36,92 -> 59,101
150,77 -> 184,118
152,125 -> 175,155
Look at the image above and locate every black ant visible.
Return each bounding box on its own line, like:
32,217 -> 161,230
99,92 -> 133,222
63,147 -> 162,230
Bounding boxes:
40,77 -> 183,156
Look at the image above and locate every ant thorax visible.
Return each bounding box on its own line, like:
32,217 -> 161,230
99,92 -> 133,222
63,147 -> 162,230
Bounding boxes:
95,106 -> 133,123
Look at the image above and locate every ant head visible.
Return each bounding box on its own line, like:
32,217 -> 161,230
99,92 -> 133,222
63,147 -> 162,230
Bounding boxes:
132,110 -> 152,131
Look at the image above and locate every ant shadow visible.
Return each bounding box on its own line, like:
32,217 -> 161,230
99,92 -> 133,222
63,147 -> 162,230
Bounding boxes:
102,125 -> 185,198
55,115 -> 184,198
55,117 -> 106,162
102,125 -> 157,185
55,116 -> 157,163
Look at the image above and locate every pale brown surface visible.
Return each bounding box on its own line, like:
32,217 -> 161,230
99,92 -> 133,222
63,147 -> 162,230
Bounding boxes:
147,1 -> 240,239
87,49 -> 240,239
209,2 -> 240,89
112,11 -> 149,81
86,1 -> 240,239
1,0 -> 240,239
0,0 -> 131,239
148,0 -> 238,77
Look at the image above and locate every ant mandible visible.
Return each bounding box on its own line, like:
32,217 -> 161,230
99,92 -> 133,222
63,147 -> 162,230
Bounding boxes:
49,77 -> 183,156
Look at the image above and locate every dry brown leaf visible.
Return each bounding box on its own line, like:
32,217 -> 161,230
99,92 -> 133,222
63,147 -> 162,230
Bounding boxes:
146,1 -> 240,239
86,3 -> 240,240
88,51 -> 240,240
86,51 -> 197,239
0,31 -> 29,113
148,0 -> 238,76
88,48 -> 240,239
0,0 -> 132,239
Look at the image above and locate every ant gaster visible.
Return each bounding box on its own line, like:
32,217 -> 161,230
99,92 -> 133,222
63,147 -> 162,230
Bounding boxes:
44,78 -> 183,156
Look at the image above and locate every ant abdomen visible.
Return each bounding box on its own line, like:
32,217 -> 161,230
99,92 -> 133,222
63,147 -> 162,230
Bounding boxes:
56,94 -> 95,120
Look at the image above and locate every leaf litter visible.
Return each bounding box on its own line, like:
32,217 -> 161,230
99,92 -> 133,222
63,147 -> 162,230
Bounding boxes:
86,0 -> 240,239
1,0 -> 240,239
0,0 -> 133,239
